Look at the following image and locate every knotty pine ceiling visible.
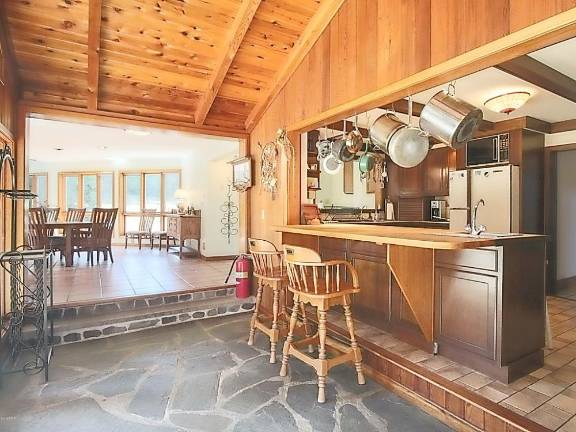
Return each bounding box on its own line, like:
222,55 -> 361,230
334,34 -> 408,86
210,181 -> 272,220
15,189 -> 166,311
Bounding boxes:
5,0 -> 323,132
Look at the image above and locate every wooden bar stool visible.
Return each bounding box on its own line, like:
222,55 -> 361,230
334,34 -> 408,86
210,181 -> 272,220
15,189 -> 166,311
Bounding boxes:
280,244 -> 365,403
247,238 -> 310,363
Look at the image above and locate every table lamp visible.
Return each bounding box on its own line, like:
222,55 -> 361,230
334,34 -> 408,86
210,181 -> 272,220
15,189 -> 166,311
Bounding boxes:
174,189 -> 188,214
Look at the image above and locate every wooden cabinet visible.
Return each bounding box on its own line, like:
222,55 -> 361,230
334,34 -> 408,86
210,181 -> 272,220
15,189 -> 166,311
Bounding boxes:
387,147 -> 454,202
422,147 -> 452,196
166,214 -> 201,258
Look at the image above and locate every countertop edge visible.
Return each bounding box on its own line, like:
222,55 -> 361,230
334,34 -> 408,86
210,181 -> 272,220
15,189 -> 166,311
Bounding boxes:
274,225 -> 545,250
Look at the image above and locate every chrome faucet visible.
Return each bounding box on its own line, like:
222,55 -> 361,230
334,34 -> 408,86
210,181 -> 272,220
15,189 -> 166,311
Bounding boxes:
465,199 -> 486,236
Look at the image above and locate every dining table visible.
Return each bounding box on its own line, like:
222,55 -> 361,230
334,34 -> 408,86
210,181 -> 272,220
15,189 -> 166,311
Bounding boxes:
45,221 -> 93,267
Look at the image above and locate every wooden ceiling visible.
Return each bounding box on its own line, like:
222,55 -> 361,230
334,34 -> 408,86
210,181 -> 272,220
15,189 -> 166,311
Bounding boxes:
5,0 -> 342,133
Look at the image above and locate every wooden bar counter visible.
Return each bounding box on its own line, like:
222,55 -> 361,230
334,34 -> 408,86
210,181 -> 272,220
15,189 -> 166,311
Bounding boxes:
275,224 -> 546,383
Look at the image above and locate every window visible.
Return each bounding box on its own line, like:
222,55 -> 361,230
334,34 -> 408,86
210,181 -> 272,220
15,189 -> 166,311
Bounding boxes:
29,173 -> 48,207
120,170 -> 181,234
58,172 -> 114,216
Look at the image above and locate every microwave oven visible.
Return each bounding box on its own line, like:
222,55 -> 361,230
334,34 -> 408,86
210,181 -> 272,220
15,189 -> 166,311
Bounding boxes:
466,133 -> 510,167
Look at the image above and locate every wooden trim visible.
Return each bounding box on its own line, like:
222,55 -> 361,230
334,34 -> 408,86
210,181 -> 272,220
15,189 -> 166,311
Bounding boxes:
244,0 -> 347,131
29,172 -> 48,205
87,0 -> 103,111
556,275 -> 576,293
238,137 -> 250,253
495,55 -> 576,104
19,102 -> 249,139
194,0 -> 262,125
285,8 -> 576,135
551,119 -> 576,134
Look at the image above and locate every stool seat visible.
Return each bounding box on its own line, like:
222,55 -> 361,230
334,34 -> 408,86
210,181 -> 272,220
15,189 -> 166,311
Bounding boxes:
280,244 -> 365,403
253,267 -> 287,282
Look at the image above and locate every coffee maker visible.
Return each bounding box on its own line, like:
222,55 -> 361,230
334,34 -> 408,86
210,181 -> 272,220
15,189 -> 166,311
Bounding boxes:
431,200 -> 448,221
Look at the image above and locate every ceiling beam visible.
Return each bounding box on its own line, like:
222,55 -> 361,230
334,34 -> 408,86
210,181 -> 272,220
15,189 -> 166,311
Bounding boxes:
194,0 -> 262,125
551,119 -> 576,134
495,55 -> 576,105
244,0 -> 346,131
87,0 -> 103,111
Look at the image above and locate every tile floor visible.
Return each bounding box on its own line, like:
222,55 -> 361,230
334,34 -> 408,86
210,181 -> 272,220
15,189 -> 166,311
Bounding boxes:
331,296 -> 576,431
0,314 -> 453,432
52,247 -> 234,305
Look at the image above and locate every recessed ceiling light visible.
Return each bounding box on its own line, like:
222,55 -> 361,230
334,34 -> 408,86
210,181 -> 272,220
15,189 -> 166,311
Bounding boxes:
54,147 -> 63,151
125,129 -> 150,137
99,145 -> 108,151
484,91 -> 531,114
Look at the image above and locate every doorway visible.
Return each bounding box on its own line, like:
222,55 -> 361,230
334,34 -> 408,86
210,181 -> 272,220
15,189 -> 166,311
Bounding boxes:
546,144 -> 576,298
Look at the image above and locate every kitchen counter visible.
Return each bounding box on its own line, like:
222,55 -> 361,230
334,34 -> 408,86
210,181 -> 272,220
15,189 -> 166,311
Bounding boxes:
276,223 -> 542,250
277,224 -> 546,382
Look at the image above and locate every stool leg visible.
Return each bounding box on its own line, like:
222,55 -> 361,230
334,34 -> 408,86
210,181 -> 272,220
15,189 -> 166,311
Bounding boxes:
248,280 -> 263,345
317,307 -> 328,403
270,284 -> 280,364
280,294 -> 300,377
344,296 -> 365,385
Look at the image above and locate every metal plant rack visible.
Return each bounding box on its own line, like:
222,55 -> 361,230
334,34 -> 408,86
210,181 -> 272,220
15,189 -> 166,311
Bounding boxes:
0,248 -> 54,382
0,143 -> 53,383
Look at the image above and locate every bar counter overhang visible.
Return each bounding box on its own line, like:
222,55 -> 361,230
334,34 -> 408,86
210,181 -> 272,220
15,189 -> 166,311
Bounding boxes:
275,224 -> 547,384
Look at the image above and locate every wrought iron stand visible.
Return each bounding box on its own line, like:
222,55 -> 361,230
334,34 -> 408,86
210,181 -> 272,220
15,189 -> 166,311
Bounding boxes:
0,249 -> 54,383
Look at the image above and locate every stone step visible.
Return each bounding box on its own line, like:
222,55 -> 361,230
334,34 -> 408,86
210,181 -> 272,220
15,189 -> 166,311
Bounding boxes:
48,286 -> 238,321
28,295 -> 254,346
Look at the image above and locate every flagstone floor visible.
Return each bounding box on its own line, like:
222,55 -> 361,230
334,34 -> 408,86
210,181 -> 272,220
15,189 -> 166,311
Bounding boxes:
0,314 -> 452,432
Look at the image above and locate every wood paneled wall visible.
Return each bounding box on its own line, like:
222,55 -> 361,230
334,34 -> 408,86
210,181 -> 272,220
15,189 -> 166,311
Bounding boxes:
0,10 -> 19,321
248,0 -> 576,246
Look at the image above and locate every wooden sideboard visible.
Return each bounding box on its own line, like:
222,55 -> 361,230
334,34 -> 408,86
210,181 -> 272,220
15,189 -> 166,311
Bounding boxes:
165,214 -> 201,258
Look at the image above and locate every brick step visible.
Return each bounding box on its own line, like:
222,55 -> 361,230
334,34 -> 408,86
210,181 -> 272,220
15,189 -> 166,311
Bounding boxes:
27,295 -> 254,346
48,286 -> 237,321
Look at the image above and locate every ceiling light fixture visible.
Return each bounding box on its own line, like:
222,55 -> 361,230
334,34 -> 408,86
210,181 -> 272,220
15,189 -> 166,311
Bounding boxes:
125,128 -> 151,137
484,91 -> 531,114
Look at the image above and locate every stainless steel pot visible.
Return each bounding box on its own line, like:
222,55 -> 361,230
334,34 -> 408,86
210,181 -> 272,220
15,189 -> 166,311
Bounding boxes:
419,91 -> 483,149
370,113 -> 429,168
369,113 -> 405,152
331,138 -> 355,162
387,127 -> 429,168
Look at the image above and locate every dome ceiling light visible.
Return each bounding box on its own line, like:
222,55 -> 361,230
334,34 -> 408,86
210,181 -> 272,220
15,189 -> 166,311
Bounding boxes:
484,91 -> 531,114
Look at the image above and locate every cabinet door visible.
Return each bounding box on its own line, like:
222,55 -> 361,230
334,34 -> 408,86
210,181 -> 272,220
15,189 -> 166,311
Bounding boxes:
435,267 -> 497,360
423,147 -> 451,196
399,165 -> 423,197
349,252 -> 391,329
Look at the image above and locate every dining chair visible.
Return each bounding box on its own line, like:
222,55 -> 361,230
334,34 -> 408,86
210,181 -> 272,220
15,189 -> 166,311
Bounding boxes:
72,208 -> 118,265
124,209 -> 156,249
44,207 -> 60,222
66,207 -> 86,222
27,207 -> 64,254
92,208 -> 118,263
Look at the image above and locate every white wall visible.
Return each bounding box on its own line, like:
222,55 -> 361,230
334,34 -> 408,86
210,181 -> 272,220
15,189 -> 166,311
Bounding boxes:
29,151 -> 241,258
316,160 -> 375,208
546,131 -> 576,147
556,150 -> 576,280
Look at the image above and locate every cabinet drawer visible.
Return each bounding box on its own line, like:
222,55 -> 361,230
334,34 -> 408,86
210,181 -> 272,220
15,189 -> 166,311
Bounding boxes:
349,241 -> 387,258
436,248 -> 500,273
319,237 -> 347,252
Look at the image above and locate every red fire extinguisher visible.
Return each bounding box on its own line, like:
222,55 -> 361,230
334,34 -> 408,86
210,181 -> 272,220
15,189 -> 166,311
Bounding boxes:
225,255 -> 251,299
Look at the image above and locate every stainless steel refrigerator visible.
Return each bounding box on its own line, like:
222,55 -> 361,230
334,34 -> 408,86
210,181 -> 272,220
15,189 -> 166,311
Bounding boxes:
448,165 -> 520,233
